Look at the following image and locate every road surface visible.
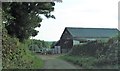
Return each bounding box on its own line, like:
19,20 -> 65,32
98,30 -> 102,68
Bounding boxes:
39,54 -> 81,69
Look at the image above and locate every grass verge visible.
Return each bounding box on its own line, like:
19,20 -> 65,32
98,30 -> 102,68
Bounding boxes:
60,55 -> 98,69
20,42 -> 44,69
60,55 -> 118,69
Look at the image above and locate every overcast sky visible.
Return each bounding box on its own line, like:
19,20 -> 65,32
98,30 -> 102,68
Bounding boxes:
33,0 -> 120,41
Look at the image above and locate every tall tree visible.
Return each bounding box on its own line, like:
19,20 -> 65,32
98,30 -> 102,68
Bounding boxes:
2,2 -> 55,41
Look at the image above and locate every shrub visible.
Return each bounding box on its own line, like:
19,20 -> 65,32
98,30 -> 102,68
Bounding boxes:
70,42 -> 105,57
2,27 -> 44,69
61,37 -> 119,69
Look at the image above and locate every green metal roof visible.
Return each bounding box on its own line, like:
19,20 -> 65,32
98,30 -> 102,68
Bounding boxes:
66,27 -> 119,38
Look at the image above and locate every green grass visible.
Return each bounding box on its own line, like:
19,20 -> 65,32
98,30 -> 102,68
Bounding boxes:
19,42 -> 44,69
31,55 -> 44,69
60,55 -> 98,69
60,55 -> 118,69
2,34 -> 44,69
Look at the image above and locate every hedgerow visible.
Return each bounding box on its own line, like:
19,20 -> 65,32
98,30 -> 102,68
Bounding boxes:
61,38 -> 119,69
2,27 -> 44,69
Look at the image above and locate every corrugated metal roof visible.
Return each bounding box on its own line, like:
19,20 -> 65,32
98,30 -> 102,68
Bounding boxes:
66,27 -> 119,38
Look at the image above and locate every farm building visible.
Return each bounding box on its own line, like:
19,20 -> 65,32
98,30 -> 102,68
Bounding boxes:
51,40 -> 61,54
53,27 -> 119,53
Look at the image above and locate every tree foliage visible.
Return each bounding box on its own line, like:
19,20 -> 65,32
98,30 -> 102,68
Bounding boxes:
118,32 -> 120,41
2,2 -> 55,41
30,39 -> 52,48
2,2 -> 57,68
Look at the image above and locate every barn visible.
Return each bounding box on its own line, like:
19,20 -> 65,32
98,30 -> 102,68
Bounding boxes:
54,27 -> 119,53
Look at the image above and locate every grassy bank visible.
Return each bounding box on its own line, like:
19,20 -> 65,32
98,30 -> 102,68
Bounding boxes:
2,28 -> 44,69
60,55 -> 98,69
60,38 -> 118,69
60,55 -> 118,69
20,42 -> 44,69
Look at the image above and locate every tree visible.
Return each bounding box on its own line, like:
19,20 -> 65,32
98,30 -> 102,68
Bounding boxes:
118,32 -> 120,41
2,2 -> 55,41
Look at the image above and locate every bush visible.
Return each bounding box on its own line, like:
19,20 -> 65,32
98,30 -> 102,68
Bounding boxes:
61,38 -> 119,69
2,27 -> 44,69
70,42 -> 105,57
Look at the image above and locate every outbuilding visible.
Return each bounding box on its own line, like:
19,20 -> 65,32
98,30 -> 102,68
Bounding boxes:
54,27 -> 119,53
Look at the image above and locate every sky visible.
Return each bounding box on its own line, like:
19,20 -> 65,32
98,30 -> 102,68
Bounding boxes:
33,0 -> 120,41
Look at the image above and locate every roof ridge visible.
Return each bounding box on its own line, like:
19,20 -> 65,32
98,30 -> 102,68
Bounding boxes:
65,27 -> 118,38
65,27 -> 118,30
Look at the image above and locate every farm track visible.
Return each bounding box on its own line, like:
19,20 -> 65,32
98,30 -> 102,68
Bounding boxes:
39,54 -> 81,69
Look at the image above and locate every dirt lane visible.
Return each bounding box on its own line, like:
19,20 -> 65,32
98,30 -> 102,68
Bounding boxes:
39,55 -> 81,69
